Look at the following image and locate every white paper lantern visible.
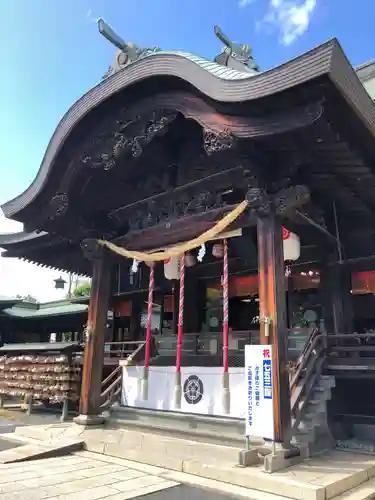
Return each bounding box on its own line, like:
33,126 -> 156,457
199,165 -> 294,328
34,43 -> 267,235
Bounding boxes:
283,227 -> 300,261
185,252 -> 196,267
212,243 -> 224,259
164,257 -> 180,280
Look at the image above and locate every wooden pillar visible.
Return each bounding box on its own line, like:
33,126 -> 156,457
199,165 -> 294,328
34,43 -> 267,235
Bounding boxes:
286,276 -> 295,328
184,274 -> 205,333
75,241 -> 112,425
130,297 -> 142,341
257,213 -> 291,444
320,265 -> 353,334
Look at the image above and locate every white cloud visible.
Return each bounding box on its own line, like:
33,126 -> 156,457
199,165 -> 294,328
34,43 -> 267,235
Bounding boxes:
0,211 -> 70,302
260,0 -> 317,45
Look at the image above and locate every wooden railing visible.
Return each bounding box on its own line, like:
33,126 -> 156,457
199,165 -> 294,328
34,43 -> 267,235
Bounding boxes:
99,331 -> 375,414
103,340 -> 145,359
289,330 -> 326,433
288,331 -> 375,440
100,341 -> 146,410
100,365 -> 122,411
327,333 -> 375,358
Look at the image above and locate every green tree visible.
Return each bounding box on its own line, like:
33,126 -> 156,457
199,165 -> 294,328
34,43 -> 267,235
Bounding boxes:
72,281 -> 91,297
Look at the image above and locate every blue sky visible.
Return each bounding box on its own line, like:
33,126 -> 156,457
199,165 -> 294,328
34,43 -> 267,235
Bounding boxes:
0,0 -> 374,299
0,0 -> 374,202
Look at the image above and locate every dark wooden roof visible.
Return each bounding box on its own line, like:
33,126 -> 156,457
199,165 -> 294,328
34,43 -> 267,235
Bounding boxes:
2,39 -> 375,272
0,342 -> 83,353
2,39 -> 371,221
0,231 -> 90,275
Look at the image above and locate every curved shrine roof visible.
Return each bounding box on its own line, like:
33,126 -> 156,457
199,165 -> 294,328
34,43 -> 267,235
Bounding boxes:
1,37 -> 375,273
1,39 -> 348,220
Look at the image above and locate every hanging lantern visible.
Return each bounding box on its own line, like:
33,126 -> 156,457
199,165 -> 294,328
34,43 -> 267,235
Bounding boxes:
164,257 -> 180,280
54,276 -> 67,290
283,227 -> 300,261
212,242 -> 224,259
185,252 -> 196,268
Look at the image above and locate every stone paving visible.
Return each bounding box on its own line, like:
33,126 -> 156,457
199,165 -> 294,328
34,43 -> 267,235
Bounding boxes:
14,422 -> 375,500
0,452 -> 179,499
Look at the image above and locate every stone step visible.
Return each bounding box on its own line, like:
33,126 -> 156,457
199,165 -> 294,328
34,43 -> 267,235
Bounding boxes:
109,406 -> 257,448
14,425 -> 49,441
0,432 -> 41,445
164,450 -> 375,500
332,478 -> 375,500
305,400 -> 326,415
0,439 -> 83,464
291,429 -> 314,445
296,419 -> 316,432
13,422 -> 244,468
14,422 -> 81,441
86,427 -> 244,467
311,387 -> 332,401
9,423 -> 375,500
318,375 -> 336,389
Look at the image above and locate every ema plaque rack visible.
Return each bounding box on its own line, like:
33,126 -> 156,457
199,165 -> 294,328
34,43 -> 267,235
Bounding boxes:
0,342 -> 83,421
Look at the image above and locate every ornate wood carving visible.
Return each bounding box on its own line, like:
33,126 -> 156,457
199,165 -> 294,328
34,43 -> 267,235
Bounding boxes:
77,92 -> 322,174
246,184 -> 310,218
109,159 -> 256,231
108,152 -> 257,218
45,91 -> 322,230
81,109 -> 177,170
48,194 -> 69,220
80,239 -> 103,262
203,129 -> 234,155
40,88 -> 323,246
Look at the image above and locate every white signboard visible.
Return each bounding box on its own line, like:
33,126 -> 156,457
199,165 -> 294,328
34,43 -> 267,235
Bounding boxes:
122,366 -> 246,418
245,344 -> 274,440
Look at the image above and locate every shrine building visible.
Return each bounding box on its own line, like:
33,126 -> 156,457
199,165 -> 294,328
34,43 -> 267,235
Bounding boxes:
2,22 -> 375,463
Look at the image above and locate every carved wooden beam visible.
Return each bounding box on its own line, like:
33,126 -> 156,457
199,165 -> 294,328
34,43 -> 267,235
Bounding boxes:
293,210 -> 338,244
246,184 -> 310,218
109,164 -> 251,229
54,91 -> 322,204
81,239 -> 104,262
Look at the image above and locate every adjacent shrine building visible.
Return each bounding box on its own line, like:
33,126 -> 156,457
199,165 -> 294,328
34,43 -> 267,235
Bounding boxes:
3,23 -> 375,454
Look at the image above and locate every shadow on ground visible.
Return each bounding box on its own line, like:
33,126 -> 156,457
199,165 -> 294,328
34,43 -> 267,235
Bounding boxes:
143,485 -> 238,500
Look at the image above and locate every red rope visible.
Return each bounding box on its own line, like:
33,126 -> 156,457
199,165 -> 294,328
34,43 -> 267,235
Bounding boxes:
223,240 -> 229,373
176,254 -> 185,372
144,264 -> 155,369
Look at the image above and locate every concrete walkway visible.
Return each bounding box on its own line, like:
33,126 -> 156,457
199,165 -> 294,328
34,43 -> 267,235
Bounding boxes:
0,450 -> 278,500
1,441 -> 375,499
0,452 -> 178,499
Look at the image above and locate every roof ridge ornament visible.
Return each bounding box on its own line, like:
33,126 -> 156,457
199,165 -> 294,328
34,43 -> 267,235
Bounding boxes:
214,25 -> 260,74
98,18 -> 161,79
